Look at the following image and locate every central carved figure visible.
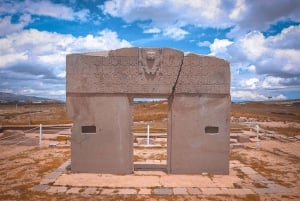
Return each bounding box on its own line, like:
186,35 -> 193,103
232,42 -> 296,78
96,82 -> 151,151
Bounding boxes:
139,48 -> 162,75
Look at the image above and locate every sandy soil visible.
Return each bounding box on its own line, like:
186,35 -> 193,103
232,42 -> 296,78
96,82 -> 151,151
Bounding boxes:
0,101 -> 299,200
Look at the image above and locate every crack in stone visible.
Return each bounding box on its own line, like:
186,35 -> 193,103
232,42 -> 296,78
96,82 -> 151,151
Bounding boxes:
168,54 -> 184,101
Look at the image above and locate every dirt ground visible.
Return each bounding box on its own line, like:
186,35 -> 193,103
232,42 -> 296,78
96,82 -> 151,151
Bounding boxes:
0,100 -> 299,200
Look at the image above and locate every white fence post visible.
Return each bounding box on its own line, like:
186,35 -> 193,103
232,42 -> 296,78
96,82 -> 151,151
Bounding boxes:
256,124 -> 259,149
147,124 -> 150,145
39,124 -> 42,146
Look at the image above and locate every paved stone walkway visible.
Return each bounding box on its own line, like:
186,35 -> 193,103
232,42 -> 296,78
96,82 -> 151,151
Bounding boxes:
32,160 -> 290,195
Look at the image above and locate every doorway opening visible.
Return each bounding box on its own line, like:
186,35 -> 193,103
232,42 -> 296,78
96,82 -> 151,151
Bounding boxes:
132,98 -> 168,171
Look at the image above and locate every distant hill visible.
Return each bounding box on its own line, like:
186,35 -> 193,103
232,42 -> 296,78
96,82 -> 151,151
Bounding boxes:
0,92 -> 55,103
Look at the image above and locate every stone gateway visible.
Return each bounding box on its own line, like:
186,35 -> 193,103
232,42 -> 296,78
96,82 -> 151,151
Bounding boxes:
66,47 -> 230,174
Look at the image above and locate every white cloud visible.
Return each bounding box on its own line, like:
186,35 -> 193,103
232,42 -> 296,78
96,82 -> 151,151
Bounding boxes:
101,0 -> 229,26
197,41 -> 211,47
0,29 -> 131,100
228,0 -> 300,37
0,28 -> 131,68
232,90 -> 287,101
162,27 -> 188,40
101,0 -> 300,40
144,27 -> 161,34
237,31 -> 266,60
248,65 -> 256,73
262,76 -> 300,90
240,78 -> 259,89
0,14 -> 32,36
210,25 -> 300,83
0,52 -> 28,68
229,0 -> 246,20
101,0 -> 230,40
268,25 -> 300,49
209,38 -> 233,57
262,76 -> 284,89
0,0 -> 90,22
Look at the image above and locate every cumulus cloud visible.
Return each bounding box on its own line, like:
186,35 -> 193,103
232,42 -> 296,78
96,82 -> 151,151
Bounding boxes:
0,0 -> 90,22
0,14 -> 32,36
144,27 -> 161,34
228,0 -> 300,37
197,41 -> 211,47
209,24 -> 300,101
101,0 -> 300,40
240,78 -> 259,90
0,29 -> 131,100
101,0 -> 230,40
209,39 -> 233,58
232,90 -> 287,101
162,27 -> 188,40
210,25 -> 300,92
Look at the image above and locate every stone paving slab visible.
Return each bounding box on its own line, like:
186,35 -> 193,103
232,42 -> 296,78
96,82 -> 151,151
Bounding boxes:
253,184 -> 290,194
40,178 -> 56,185
117,189 -> 138,195
55,160 -> 71,172
187,187 -> 202,195
212,175 -> 242,188
37,159 -> 292,196
101,189 -> 117,195
248,173 -> 270,182
220,188 -> 254,195
138,188 -> 152,194
134,171 -> 167,176
55,173 -> 225,188
200,188 -> 223,195
47,171 -> 63,180
66,187 -> 82,194
240,166 -> 257,175
83,187 -> 98,195
173,187 -> 188,194
160,175 -> 215,188
32,184 -> 49,191
153,188 -> 173,195
267,184 -> 290,193
55,174 -> 161,188
47,186 -> 67,194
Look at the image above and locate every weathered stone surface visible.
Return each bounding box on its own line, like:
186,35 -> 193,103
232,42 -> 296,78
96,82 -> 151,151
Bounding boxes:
68,96 -> 133,174
138,188 -> 152,194
66,47 -> 230,174
117,188 -> 138,195
153,188 -> 173,195
67,48 -> 229,95
200,187 -> 223,195
83,187 -> 98,194
173,187 -> 188,194
47,186 -> 67,194
66,187 -> 82,194
187,187 -> 202,195
32,184 -> 49,191
168,95 -> 230,174
101,189 -> 116,195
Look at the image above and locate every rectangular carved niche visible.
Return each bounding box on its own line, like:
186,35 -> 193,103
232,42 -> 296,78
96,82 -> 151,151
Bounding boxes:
81,125 -> 96,134
205,126 -> 219,134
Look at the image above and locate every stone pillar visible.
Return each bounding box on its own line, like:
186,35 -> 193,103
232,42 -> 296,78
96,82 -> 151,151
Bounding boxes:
67,95 -> 133,173
168,94 -> 230,174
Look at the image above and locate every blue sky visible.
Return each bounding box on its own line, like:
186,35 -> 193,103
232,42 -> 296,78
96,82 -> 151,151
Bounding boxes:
0,0 -> 300,101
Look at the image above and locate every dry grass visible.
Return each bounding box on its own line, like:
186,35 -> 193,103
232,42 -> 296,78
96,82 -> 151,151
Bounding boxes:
231,101 -> 300,123
0,103 -> 72,125
260,126 -> 300,137
133,101 -> 168,122
0,146 -> 71,200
